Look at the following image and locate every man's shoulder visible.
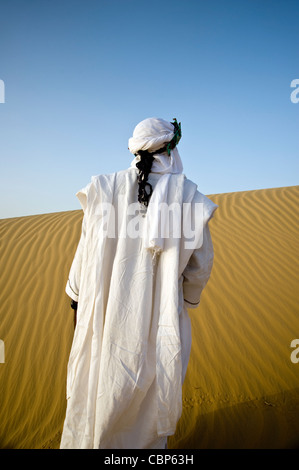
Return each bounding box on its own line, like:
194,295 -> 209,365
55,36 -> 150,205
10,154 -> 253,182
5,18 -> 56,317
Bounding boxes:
91,168 -> 133,183
183,176 -> 218,220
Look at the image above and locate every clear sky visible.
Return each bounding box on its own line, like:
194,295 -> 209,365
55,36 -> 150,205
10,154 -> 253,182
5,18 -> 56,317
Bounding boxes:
0,0 -> 298,218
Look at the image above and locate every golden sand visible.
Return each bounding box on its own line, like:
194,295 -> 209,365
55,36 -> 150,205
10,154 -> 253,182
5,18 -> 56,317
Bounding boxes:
0,185 -> 299,449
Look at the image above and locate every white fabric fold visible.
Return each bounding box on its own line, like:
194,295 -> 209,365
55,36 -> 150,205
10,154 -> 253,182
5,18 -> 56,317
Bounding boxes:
143,173 -> 171,254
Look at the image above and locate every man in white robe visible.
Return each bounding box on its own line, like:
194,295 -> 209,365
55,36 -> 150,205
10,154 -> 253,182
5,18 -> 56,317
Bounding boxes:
60,117 -> 217,449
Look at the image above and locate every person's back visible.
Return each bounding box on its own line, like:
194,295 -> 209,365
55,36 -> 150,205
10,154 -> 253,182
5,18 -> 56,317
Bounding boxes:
60,117 -> 217,449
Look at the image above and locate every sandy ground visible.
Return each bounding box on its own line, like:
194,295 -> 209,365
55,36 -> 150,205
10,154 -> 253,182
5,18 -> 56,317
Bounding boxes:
0,185 -> 299,449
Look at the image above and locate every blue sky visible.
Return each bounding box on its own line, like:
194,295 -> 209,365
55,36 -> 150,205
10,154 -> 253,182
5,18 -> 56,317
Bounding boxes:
0,0 -> 298,218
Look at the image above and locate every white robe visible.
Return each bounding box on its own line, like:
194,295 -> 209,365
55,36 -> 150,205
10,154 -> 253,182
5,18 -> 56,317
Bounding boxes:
60,168 -> 217,449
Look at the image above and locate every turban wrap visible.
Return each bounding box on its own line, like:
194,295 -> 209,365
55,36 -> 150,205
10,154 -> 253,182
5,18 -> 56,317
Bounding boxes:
129,117 -> 176,155
128,117 -> 183,174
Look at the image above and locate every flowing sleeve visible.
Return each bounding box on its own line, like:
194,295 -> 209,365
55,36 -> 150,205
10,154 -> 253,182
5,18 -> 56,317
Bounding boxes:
182,193 -> 217,309
65,182 -> 91,302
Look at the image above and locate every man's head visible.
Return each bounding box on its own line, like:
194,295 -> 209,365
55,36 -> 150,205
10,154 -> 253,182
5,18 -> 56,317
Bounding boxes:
128,117 -> 181,156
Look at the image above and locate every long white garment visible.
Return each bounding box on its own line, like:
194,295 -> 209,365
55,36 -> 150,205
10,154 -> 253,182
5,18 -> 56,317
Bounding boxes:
61,168 -> 217,449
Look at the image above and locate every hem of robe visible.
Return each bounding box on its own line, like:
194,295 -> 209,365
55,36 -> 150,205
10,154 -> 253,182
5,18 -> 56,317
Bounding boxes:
183,298 -> 200,309
65,279 -> 79,302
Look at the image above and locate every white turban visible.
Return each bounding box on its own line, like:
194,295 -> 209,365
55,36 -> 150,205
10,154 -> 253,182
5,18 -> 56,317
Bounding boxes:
128,117 -> 183,174
128,117 -> 184,255
128,117 -> 175,155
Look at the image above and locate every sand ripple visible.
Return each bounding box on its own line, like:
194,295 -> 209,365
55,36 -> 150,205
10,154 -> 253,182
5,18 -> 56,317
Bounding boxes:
1,186 -> 299,448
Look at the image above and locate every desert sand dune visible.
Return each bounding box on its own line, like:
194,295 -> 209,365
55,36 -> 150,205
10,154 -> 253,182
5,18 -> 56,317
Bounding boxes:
0,185 -> 299,449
